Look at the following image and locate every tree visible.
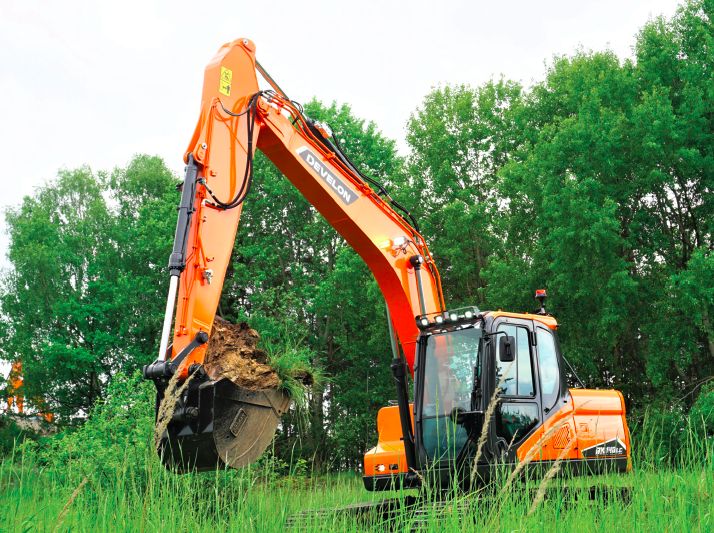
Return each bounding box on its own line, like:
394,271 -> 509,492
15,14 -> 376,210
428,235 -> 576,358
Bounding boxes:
0,155 -> 178,419
404,0 -> 714,410
402,80 -> 522,307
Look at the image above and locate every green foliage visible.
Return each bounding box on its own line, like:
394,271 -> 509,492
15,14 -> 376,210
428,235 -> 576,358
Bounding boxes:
0,415 -> 38,457
31,371 -> 154,482
402,80 -> 522,307
404,0 -> 714,413
260,327 -> 328,412
0,155 -> 178,419
690,381 -> 714,436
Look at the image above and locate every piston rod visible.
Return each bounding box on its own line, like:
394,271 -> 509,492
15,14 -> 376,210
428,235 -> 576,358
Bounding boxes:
158,276 -> 179,361
158,153 -> 200,361
385,302 -> 400,361
409,255 -> 427,317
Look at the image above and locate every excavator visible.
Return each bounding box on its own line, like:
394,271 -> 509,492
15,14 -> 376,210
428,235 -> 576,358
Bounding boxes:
6,362 -> 24,414
142,38 -> 631,501
5,361 -> 53,423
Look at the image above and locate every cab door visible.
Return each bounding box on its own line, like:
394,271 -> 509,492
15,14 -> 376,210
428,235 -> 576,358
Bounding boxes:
492,318 -> 541,460
533,324 -> 578,462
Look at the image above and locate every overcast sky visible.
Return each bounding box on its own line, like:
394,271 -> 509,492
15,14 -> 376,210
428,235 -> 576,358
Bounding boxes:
0,0 -> 683,377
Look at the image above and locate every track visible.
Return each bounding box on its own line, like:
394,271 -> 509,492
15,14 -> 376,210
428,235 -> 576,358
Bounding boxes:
286,486 -> 631,531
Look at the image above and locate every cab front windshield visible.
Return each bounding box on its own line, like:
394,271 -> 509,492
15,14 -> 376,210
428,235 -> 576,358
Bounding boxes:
421,326 -> 483,461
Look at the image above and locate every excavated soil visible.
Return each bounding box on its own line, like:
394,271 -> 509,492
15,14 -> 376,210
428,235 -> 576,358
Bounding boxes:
203,318 -> 280,389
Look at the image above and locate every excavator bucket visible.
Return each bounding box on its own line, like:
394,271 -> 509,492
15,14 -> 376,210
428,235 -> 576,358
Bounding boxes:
154,374 -> 290,473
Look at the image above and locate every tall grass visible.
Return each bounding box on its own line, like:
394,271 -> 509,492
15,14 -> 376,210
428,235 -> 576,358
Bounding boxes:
2,373 -> 713,532
260,329 -> 328,412
2,411 -> 712,532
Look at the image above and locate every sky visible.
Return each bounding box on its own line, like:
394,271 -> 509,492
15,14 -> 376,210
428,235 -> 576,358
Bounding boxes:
0,0 -> 683,377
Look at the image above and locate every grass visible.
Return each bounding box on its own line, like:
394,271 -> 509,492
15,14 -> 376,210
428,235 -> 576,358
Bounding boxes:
1,422 -> 712,533
260,331 -> 328,411
2,373 -> 712,532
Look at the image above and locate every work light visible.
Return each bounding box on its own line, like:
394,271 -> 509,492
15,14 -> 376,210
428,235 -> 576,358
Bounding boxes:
393,236 -> 408,247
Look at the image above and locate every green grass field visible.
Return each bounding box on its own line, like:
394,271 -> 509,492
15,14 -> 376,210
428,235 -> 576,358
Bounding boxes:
1,374 -> 711,532
1,434 -> 711,533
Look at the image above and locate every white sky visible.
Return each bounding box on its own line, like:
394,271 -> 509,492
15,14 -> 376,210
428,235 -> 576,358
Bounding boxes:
0,0 -> 682,378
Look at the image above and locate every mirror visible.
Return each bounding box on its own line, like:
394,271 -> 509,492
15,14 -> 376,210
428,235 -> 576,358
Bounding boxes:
499,335 -> 516,362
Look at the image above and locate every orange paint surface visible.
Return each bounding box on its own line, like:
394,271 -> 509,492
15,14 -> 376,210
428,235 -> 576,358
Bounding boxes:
487,310 -> 558,330
363,405 -> 411,476
7,361 -> 53,421
515,389 -> 630,463
171,39 -> 443,375
7,361 -> 23,413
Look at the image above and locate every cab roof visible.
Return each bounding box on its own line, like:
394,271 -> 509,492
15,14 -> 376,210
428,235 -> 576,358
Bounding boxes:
485,310 -> 558,330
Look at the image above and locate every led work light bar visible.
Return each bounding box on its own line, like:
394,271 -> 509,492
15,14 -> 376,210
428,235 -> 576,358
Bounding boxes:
415,306 -> 481,331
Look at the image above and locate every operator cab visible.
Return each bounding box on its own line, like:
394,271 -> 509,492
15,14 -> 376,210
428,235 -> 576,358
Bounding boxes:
411,300 -> 564,488
414,291 -> 570,484
364,291 -> 576,491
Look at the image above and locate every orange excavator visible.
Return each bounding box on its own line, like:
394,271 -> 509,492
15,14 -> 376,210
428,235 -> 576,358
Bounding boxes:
142,38 -> 630,494
6,362 -> 23,414
6,361 -> 53,422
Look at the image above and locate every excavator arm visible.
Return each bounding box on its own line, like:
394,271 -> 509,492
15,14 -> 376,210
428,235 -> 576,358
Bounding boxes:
143,38 -> 444,472
161,38 -> 443,375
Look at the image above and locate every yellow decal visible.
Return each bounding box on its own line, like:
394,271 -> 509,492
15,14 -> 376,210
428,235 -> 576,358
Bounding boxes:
219,67 -> 232,97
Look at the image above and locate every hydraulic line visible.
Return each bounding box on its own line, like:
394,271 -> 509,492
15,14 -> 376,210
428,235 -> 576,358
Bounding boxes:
329,130 -> 421,235
205,92 -> 265,210
255,60 -> 290,99
268,89 -> 421,237
300,115 -> 422,235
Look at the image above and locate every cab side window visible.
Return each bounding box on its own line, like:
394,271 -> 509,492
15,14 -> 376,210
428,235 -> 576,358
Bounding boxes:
537,328 -> 560,409
496,324 -> 534,397
496,403 -> 539,442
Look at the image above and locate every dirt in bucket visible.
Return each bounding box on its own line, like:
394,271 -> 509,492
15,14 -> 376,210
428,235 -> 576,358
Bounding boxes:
203,317 -> 280,390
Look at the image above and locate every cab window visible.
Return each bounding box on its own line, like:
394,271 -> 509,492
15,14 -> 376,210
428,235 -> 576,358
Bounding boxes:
496,324 -> 534,397
496,403 -> 539,442
422,327 -> 483,417
421,327 -> 483,461
536,328 -> 560,409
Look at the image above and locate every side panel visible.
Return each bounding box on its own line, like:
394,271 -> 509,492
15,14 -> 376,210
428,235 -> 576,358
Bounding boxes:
513,399 -> 576,462
515,389 -> 630,466
572,389 -> 630,468
363,406 -> 411,477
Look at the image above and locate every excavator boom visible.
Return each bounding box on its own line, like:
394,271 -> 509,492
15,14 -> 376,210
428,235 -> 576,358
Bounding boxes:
166,38 -> 441,375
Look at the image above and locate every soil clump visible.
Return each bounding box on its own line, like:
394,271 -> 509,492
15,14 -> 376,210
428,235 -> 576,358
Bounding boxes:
203,317 -> 280,390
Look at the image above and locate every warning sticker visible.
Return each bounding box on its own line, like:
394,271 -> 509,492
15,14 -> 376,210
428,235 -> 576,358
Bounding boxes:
219,67 -> 232,97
